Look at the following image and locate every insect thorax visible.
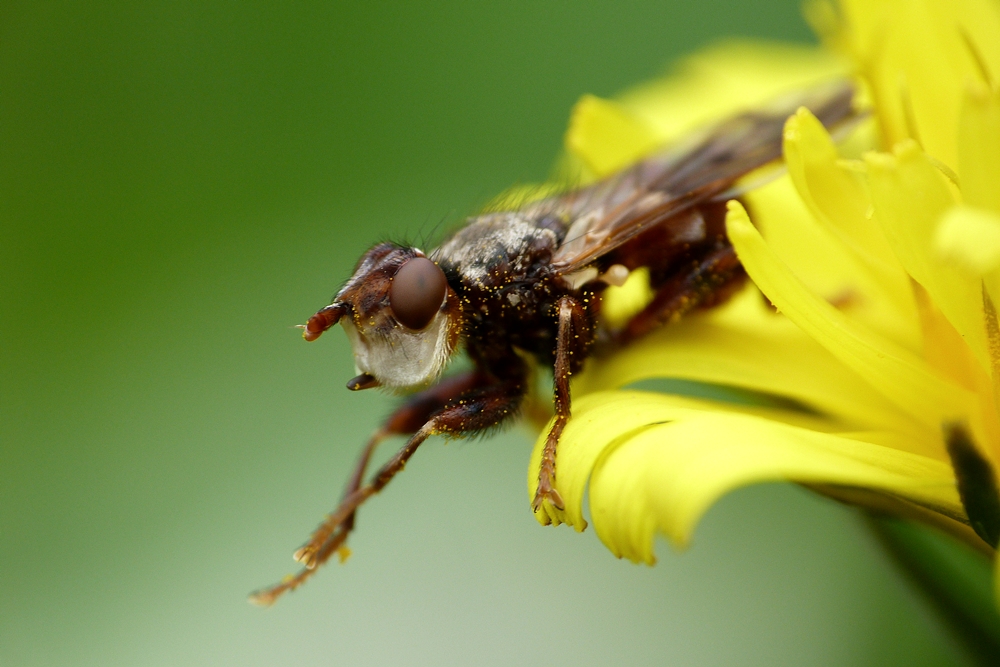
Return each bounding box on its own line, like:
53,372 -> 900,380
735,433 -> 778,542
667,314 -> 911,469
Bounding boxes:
433,212 -> 562,291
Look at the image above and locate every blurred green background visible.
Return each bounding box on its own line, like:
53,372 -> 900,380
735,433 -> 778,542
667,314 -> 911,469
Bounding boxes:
0,2 -> 968,665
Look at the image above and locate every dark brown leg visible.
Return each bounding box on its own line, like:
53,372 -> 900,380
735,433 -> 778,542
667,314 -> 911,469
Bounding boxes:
615,243 -> 744,346
294,378 -> 524,564
248,427 -> 386,606
249,371 -> 519,606
532,295 -> 588,516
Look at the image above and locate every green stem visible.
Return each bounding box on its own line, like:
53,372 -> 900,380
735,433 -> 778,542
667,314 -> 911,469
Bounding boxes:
866,514 -> 1000,667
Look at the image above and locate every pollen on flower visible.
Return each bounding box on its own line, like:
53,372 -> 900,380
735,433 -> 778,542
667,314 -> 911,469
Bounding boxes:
600,267 -> 654,330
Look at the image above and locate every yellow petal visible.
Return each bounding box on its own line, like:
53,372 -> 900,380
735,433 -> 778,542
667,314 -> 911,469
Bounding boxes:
481,182 -> 565,213
866,141 -> 989,372
783,110 -> 912,295
784,108 -> 888,262
744,175 -> 858,303
617,41 -> 846,142
910,280 -> 995,406
835,0 -> 1000,167
936,206 -> 1000,276
561,40 -> 845,184
564,95 -> 661,179
960,82 -> 1000,214
529,390 -> 844,530
727,199 -> 973,432
749,172 -> 922,355
935,206 -> 1000,462
530,391 -> 961,563
576,288 -> 936,452
778,108 -> 921,351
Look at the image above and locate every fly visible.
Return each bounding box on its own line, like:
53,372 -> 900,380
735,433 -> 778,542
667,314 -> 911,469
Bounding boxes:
250,80 -> 859,605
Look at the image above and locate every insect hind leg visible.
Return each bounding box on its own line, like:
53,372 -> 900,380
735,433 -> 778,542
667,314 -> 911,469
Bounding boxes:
614,241 -> 745,346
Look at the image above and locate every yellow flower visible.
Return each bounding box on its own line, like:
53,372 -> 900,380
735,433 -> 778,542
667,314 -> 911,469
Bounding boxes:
528,0 -> 1000,586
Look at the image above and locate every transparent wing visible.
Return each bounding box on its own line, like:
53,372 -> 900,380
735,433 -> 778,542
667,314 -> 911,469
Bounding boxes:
533,80 -> 858,274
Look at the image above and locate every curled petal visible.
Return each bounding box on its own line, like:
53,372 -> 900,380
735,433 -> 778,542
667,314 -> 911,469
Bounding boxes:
784,108 -> 899,272
727,199 -> 974,434
745,175 -> 865,309
781,109 -> 919,350
867,141 -> 989,373
529,391 -> 962,563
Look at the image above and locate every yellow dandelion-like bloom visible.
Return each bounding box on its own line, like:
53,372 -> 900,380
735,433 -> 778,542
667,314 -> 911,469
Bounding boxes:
528,0 -> 1000,597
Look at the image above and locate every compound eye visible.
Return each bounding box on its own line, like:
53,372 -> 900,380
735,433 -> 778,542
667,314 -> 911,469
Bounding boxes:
389,257 -> 448,330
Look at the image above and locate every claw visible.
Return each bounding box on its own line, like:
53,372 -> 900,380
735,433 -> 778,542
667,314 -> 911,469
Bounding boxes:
247,589 -> 278,607
293,545 -> 319,568
531,485 -> 565,512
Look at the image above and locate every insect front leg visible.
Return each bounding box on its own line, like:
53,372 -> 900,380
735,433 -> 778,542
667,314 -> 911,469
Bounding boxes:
312,376 -> 525,551
249,371 -> 490,606
249,371 -> 520,606
533,295 -> 591,517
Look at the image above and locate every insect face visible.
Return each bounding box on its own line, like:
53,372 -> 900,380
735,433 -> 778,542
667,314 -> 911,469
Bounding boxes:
324,243 -> 462,391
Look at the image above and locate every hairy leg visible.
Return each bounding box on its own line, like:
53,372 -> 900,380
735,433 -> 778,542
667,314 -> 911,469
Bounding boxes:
249,371 -> 520,605
615,243 -> 745,346
533,295 -> 590,516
